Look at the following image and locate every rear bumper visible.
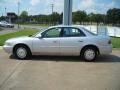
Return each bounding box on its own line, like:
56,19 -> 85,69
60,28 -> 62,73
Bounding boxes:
99,45 -> 112,55
3,45 -> 13,54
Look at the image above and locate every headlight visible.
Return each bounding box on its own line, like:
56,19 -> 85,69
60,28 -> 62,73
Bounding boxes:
5,42 -> 13,46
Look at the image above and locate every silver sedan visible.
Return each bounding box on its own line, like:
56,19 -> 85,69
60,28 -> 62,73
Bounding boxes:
3,25 -> 112,61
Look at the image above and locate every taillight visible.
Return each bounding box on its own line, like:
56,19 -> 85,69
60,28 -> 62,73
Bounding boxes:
108,40 -> 111,44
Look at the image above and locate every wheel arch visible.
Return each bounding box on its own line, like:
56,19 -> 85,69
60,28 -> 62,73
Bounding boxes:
80,44 -> 100,56
13,43 -> 32,55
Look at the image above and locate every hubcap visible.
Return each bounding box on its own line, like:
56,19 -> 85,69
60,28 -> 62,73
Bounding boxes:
17,47 -> 27,59
84,49 -> 95,61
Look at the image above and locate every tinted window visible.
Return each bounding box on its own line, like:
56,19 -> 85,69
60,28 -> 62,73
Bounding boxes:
62,27 -> 85,37
43,28 -> 61,38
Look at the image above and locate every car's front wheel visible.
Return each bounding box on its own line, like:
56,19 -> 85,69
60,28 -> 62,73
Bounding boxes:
7,25 -> 10,28
81,47 -> 97,62
13,45 -> 31,60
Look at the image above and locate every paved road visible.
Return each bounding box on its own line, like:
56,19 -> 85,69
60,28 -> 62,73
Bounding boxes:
0,24 -> 43,36
0,49 -> 120,90
0,28 -> 19,35
14,24 -> 48,30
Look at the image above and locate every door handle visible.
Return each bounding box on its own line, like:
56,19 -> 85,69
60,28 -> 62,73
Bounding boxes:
78,40 -> 83,42
53,41 -> 57,43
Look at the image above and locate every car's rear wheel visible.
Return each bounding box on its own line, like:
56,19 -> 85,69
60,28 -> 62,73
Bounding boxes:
81,47 -> 97,62
14,45 -> 31,60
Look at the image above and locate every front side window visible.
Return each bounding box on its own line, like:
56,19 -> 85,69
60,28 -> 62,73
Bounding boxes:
43,28 -> 61,38
62,27 -> 85,37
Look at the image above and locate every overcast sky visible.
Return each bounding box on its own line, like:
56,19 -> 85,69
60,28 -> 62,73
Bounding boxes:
0,0 -> 120,16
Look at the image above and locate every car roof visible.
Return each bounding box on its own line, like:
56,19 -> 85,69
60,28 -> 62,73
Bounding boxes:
49,25 -> 84,28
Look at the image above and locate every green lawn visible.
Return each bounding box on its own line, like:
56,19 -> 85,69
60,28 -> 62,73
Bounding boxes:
0,29 -> 38,46
111,37 -> 120,48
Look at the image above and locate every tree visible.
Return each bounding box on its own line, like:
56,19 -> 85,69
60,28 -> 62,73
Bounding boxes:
20,11 -> 28,23
106,8 -> 120,25
50,12 -> 61,25
88,13 -> 105,24
0,16 -> 6,21
58,13 -> 63,24
73,11 -> 87,24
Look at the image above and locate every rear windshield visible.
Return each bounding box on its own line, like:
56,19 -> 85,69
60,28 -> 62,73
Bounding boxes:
82,27 -> 96,36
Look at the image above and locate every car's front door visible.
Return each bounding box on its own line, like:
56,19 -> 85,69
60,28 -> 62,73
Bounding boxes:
60,27 -> 86,56
33,27 -> 61,55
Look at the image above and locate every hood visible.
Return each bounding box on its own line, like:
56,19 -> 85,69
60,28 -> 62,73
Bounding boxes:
6,36 -> 33,42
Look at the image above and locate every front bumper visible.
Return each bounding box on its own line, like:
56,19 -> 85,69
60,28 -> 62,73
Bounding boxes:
3,45 -> 13,54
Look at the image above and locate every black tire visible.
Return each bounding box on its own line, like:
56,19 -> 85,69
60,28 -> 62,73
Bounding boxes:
81,47 -> 97,62
10,26 -> 14,28
7,25 -> 10,28
13,45 -> 31,60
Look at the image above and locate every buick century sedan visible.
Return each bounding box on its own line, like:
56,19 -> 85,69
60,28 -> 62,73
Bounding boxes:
3,25 -> 112,61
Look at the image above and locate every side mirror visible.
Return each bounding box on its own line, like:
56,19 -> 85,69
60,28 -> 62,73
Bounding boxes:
38,36 -> 43,39
36,35 -> 43,39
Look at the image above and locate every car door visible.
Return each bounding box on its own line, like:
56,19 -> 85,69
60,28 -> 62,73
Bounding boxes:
60,27 -> 86,56
33,27 -> 61,55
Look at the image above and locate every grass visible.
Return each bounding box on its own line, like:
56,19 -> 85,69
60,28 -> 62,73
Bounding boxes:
0,29 -> 38,46
111,37 -> 120,48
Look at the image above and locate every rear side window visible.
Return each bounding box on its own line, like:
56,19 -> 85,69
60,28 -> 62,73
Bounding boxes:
62,27 -> 85,37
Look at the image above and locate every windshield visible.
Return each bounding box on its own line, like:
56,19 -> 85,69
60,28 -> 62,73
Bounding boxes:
31,28 -> 47,37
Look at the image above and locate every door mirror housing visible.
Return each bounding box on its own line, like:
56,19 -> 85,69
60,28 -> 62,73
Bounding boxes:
35,34 -> 43,39
38,36 -> 43,39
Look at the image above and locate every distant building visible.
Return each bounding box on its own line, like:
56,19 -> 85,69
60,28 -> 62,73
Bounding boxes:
7,12 -> 17,23
29,18 -> 36,23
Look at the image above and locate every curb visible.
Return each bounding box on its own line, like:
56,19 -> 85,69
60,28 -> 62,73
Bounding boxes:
113,48 -> 120,50
0,46 -> 3,49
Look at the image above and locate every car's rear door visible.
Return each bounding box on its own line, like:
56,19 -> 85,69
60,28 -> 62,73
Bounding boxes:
59,27 -> 86,56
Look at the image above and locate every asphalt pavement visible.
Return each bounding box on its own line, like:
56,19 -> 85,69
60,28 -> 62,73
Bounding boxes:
0,49 -> 120,90
0,28 -> 18,35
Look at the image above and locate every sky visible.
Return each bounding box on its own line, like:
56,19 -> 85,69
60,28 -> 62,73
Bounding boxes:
0,0 -> 120,16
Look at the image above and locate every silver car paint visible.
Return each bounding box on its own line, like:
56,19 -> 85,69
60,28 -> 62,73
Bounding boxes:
3,25 -> 112,56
